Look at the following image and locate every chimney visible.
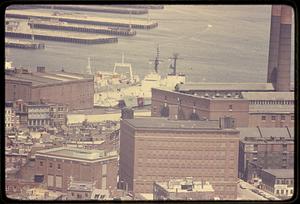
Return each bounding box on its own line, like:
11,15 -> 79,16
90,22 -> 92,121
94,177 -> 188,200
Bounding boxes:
121,107 -> 134,119
267,5 -> 292,91
37,66 -> 46,73
168,104 -> 178,120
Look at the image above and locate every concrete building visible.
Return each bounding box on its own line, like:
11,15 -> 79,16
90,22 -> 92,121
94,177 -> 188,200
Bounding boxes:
153,177 -> 216,200
5,66 -> 94,110
34,147 -> 118,193
267,5 -> 292,91
119,116 -> 240,200
238,127 -> 294,183
5,101 -> 20,130
49,103 -> 68,127
260,169 -> 294,199
151,88 -> 294,128
26,102 -> 51,131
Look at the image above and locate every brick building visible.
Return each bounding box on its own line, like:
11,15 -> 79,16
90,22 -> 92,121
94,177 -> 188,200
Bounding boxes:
119,116 -> 240,200
260,169 -> 294,199
34,147 -> 118,193
238,127 -> 294,182
5,101 -> 20,130
152,88 -> 294,128
153,177 -> 216,200
5,66 -> 94,110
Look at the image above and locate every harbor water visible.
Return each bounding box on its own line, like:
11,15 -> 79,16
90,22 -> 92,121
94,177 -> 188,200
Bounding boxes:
5,5 -> 295,83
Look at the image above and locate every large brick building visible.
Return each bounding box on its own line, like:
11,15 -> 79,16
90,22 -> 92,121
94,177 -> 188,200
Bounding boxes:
238,127 -> 294,183
119,117 -> 240,200
34,147 -> 118,193
5,66 -> 94,110
151,88 -> 294,128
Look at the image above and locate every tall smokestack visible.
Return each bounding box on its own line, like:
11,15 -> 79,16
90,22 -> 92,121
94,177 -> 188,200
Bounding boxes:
267,5 -> 292,91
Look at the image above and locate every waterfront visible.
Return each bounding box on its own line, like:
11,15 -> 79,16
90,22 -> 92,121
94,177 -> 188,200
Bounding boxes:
6,5 -> 294,83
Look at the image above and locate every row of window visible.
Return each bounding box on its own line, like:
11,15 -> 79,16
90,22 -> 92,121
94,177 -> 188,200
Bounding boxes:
276,189 -> 293,196
40,161 -> 61,170
250,100 -> 294,105
261,115 -> 294,121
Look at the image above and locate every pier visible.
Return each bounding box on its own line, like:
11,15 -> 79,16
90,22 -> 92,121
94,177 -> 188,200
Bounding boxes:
6,10 -> 158,29
5,39 -> 45,49
8,5 -> 149,15
6,29 -> 118,44
28,20 -> 136,36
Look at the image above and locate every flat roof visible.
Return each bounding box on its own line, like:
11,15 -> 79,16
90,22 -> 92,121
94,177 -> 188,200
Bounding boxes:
123,117 -> 233,131
36,147 -> 115,161
239,127 -> 294,141
155,180 -> 214,193
177,83 -> 274,92
5,70 -> 93,86
262,169 -> 294,178
242,92 -> 294,100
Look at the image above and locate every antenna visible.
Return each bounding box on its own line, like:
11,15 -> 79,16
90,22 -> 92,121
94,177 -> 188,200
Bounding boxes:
169,53 -> 183,75
149,45 -> 163,73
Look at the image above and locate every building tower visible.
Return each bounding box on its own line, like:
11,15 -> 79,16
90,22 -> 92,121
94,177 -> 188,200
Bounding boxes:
267,5 -> 292,91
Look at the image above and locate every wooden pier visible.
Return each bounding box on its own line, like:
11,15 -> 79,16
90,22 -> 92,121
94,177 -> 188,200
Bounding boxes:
5,39 -> 45,49
6,10 -> 158,30
28,20 -> 136,36
5,30 -> 118,44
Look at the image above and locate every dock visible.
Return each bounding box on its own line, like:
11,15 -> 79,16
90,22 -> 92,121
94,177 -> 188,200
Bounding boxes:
5,29 -> 118,44
8,5 -> 149,15
28,20 -> 136,36
6,10 -> 158,29
5,39 -> 45,49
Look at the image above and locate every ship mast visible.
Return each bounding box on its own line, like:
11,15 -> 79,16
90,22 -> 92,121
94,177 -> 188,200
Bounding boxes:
149,45 -> 163,73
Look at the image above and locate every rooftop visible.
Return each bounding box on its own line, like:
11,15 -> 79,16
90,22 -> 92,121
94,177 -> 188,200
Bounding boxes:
241,92 -> 294,101
177,83 -> 274,92
5,69 -> 93,86
36,147 -> 117,161
155,178 -> 214,193
239,127 -> 294,142
262,169 -> 294,179
123,116 -> 228,131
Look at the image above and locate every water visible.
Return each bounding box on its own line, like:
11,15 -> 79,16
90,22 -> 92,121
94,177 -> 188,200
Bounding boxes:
5,5 -> 294,83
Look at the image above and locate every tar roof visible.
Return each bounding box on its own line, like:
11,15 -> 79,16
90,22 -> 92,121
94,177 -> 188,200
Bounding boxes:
262,169 -> 294,178
123,117 -> 225,130
178,83 -> 274,91
238,127 -> 294,141
6,70 -> 93,86
242,92 -> 294,100
36,147 -> 106,160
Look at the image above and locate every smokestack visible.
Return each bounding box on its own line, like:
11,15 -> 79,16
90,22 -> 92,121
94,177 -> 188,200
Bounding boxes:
267,5 -> 292,91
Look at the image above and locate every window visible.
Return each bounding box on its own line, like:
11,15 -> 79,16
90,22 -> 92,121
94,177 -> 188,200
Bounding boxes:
56,176 -> 62,188
261,116 -> 266,121
291,115 -> 294,120
271,116 -> 276,121
281,189 -> 284,195
276,190 -> 280,195
47,175 -> 54,187
49,162 -> 53,168
40,161 -> 43,167
281,115 -> 286,121
229,105 -> 233,111
57,164 -> 61,170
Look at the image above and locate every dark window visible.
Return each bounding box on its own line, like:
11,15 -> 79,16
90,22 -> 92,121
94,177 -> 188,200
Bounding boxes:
229,105 -> 233,111
271,116 -> 276,121
261,116 -> 266,121
281,115 -> 286,121
49,163 -> 52,168
40,161 -> 43,166
291,115 -> 294,120
57,164 -> 61,170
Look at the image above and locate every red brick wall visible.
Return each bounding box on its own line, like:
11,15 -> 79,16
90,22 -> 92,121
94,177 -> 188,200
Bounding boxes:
5,80 -> 32,102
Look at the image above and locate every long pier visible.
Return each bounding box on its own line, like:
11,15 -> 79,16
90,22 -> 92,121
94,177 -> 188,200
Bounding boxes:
5,39 -> 45,49
28,20 -> 136,36
8,5 -> 149,15
6,10 -> 158,29
6,30 -> 118,44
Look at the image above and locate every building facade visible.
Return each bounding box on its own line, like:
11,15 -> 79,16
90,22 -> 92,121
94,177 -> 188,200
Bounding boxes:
260,169 -> 294,199
5,66 -> 94,110
26,102 -> 51,131
119,117 -> 240,200
238,127 -> 294,183
34,147 -> 118,193
5,101 -> 20,130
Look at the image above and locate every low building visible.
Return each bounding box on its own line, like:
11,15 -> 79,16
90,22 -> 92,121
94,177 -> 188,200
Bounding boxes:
153,177 -> 216,200
34,147 -> 118,193
238,127 -> 294,183
260,169 -> 294,199
119,116 -> 240,200
26,102 -> 51,131
49,103 -> 68,127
